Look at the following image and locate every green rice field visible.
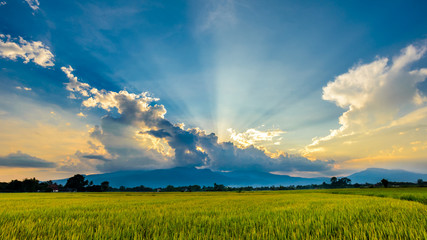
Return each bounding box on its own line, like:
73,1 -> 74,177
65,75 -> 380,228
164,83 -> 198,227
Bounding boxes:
0,188 -> 426,239
323,187 -> 427,205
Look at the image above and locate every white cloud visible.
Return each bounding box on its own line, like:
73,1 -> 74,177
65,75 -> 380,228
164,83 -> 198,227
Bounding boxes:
16,86 -> 32,91
61,66 -> 90,97
25,0 -> 39,11
305,44 -> 427,169
0,2 -> 6,6
82,88 -> 161,116
61,66 -> 163,118
0,35 -> 54,67
228,128 -> 285,148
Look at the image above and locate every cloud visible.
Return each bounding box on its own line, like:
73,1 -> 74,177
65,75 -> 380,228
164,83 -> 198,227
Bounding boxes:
76,112 -> 86,118
25,0 -> 39,11
55,138 -> 113,174
61,66 -> 333,173
0,2 -> 6,6
228,128 -> 285,148
0,34 -> 54,67
305,44 -> 427,169
56,151 -> 100,173
0,151 -> 56,168
81,154 -> 110,162
16,86 -> 32,91
0,91 -> 111,176
61,66 -> 90,97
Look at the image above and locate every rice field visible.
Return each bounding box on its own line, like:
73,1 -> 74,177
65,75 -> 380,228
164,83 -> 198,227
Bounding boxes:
0,189 -> 426,239
322,187 -> 427,204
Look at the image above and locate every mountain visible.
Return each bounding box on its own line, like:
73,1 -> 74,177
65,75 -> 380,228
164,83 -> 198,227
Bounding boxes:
55,167 -> 328,188
347,168 -> 427,184
54,167 -> 426,188
220,170 -> 328,187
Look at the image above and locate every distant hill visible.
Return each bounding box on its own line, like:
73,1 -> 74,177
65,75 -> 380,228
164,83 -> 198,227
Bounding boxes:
348,168 -> 427,184
55,167 -> 328,188
54,167 -> 426,188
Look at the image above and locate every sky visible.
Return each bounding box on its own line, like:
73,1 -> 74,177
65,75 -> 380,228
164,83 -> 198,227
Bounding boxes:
1,0 -> 427,181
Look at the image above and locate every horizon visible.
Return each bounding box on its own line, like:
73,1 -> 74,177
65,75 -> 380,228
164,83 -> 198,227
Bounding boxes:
1,1 -> 427,182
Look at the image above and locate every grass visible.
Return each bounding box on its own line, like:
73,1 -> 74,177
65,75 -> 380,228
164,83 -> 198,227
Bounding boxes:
0,189 -> 426,239
321,187 -> 427,205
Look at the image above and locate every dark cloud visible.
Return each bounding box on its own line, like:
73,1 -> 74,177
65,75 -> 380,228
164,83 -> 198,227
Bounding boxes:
0,151 -> 56,168
145,129 -> 171,138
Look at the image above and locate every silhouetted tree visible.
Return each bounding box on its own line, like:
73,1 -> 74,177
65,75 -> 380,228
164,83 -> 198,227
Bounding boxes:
0,182 -> 7,192
381,179 -> 389,188
330,177 -> 338,185
22,178 -> 39,192
417,179 -> 423,186
101,181 -> 110,192
214,183 -> 226,191
7,180 -> 23,192
65,174 -> 88,191
189,185 -> 201,192
339,177 -> 351,185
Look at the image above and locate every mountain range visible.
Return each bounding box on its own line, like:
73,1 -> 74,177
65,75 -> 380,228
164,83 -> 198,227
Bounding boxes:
54,167 -> 427,188
347,168 -> 427,184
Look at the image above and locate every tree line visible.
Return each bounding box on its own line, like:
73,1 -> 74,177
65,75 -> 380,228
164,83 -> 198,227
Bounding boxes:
0,174 -> 425,192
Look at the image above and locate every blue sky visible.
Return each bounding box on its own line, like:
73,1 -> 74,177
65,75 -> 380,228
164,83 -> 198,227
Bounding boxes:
1,0 -> 427,180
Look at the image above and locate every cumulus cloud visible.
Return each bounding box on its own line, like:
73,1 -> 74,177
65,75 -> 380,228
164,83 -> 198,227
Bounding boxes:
305,44 -> 427,168
228,128 -> 285,148
61,66 -> 332,173
0,34 -> 54,67
25,0 -> 39,11
0,151 -> 56,168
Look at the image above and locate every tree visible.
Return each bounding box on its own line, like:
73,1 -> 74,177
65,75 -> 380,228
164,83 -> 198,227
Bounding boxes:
189,185 -> 201,192
381,179 -> 389,188
330,177 -> 338,185
101,181 -> 110,192
7,180 -> 22,192
339,177 -> 351,185
417,179 -> 423,186
65,174 -> 88,191
22,178 -> 39,192
214,183 -> 225,191
165,185 -> 175,192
